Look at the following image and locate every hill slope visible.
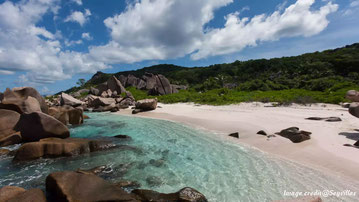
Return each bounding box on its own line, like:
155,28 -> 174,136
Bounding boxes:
65,43 -> 359,105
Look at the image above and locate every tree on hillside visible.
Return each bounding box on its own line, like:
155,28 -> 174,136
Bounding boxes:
76,78 -> 86,87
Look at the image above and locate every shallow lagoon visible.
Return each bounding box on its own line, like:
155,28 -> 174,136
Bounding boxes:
0,112 -> 358,201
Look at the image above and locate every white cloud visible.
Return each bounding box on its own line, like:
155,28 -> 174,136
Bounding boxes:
191,0 -> 338,59
90,0 -> 233,64
64,39 -> 83,46
0,0 -> 107,85
82,32 -> 93,40
72,0 -> 82,6
90,0 -> 337,63
64,9 -> 91,26
0,0 -> 339,86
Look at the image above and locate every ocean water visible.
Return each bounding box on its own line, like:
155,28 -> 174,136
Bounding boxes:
0,112 -> 358,202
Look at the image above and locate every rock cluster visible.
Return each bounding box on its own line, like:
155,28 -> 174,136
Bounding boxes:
0,168 -> 208,202
275,127 -> 311,143
0,87 -> 71,147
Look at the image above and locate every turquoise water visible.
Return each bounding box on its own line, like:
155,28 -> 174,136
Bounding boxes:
0,112 -> 358,201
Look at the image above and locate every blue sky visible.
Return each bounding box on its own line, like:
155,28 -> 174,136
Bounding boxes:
0,0 -> 358,94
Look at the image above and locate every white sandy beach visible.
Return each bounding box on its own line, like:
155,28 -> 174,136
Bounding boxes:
116,102 -> 359,181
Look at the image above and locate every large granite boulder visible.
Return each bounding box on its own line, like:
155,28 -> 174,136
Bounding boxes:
88,95 -> 116,108
155,74 -> 172,95
6,188 -> 46,202
135,99 -> 157,111
132,187 -> 208,202
12,87 -> 48,114
275,127 -> 311,143
14,138 -> 115,161
118,75 -> 127,86
0,109 -> 20,140
0,88 -> 42,114
0,186 -> 26,201
346,90 -> 359,102
136,79 -> 147,90
97,82 -> 108,95
107,76 -> 126,95
60,92 -> 84,107
349,102 -> 359,118
46,171 -> 139,202
142,73 -> 157,90
0,132 -> 22,147
14,112 -> 70,142
49,106 -> 84,125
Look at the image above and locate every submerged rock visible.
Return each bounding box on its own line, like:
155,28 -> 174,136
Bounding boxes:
132,187 -> 208,202
76,165 -> 109,176
114,134 -> 132,140
14,138 -> 115,161
275,127 -> 311,143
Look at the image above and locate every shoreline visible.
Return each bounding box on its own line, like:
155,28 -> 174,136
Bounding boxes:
115,102 -> 359,182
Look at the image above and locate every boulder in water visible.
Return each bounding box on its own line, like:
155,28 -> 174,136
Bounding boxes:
228,132 -> 239,138
46,171 -> 139,202
0,186 -> 26,201
0,89 -> 42,114
0,109 -> 21,144
14,138 -> 115,161
14,112 -> 70,142
132,187 -> 208,202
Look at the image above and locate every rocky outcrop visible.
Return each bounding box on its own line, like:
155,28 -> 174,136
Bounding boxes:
0,88 -> 42,114
132,187 -> 208,202
14,112 -> 70,142
0,109 -> 21,147
60,92 -> 84,107
275,127 -> 311,143
46,171 -> 139,202
14,138 -> 115,161
107,76 -> 126,95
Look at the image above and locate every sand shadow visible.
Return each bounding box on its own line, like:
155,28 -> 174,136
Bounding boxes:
339,132 -> 359,141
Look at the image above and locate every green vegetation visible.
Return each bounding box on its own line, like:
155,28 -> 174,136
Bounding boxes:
64,43 -> 359,105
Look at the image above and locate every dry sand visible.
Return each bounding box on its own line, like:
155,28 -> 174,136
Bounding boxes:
116,102 -> 359,181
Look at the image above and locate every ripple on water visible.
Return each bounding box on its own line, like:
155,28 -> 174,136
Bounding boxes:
0,112 -> 358,202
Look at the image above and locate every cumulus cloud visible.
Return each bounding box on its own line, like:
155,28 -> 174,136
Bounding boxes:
191,0 -> 338,59
64,9 -> 91,26
0,0 -> 107,85
91,0 -> 233,64
0,0 -> 339,86
81,32 -> 93,40
90,0 -> 338,63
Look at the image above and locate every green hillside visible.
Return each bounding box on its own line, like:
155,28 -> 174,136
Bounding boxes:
66,43 -> 359,105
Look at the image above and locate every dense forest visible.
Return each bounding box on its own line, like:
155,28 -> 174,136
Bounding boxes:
65,43 -> 359,105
